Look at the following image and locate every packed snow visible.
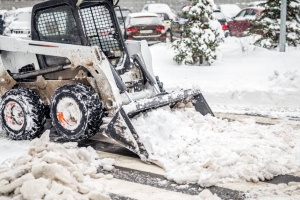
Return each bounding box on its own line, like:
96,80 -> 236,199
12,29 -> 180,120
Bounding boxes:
0,131 -> 114,200
133,107 -> 300,187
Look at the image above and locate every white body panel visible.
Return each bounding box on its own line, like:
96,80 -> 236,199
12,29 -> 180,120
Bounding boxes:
1,51 -> 40,73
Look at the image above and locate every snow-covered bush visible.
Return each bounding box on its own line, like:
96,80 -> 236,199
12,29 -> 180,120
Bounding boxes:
247,0 -> 300,49
172,0 -> 224,65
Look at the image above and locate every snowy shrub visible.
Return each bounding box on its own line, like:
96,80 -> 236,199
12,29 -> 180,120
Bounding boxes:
172,0 -> 224,66
247,0 -> 300,49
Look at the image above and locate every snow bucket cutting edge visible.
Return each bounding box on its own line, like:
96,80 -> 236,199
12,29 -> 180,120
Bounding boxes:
99,89 -> 213,162
126,89 -> 214,118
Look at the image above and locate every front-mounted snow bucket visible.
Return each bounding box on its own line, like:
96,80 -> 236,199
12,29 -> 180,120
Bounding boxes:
99,89 -> 213,162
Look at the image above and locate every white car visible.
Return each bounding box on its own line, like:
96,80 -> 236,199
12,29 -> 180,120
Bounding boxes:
141,3 -> 176,31
218,4 -> 241,20
247,1 -> 267,7
3,7 -> 32,40
3,9 -> 15,28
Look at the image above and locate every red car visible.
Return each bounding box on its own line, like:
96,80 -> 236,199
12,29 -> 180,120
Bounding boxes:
227,7 -> 264,36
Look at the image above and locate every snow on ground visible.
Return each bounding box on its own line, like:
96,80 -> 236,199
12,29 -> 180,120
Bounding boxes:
0,131 -> 30,165
0,131 -> 114,200
246,182 -> 300,199
0,37 -> 299,199
133,106 -> 300,187
152,37 -> 300,118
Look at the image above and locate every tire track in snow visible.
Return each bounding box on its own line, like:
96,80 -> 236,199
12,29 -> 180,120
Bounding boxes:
79,138 -> 300,200
215,113 -> 300,129
102,166 -> 244,200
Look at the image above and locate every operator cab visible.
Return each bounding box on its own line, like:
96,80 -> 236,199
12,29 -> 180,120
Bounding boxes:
32,0 -> 126,68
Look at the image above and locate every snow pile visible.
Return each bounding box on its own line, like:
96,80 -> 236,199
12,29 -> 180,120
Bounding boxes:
0,131 -> 114,200
246,182 -> 300,199
133,107 -> 300,187
197,189 -> 221,200
269,70 -> 300,89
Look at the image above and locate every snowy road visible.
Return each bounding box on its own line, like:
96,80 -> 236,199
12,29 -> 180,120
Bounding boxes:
76,113 -> 300,200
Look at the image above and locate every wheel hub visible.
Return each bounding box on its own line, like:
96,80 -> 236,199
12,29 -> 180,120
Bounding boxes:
57,97 -> 82,130
4,101 -> 25,131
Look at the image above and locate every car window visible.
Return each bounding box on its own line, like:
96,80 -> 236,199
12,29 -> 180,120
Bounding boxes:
144,6 -> 148,11
213,11 -> 225,20
251,10 -> 257,15
14,12 -> 31,22
244,9 -> 257,20
236,10 -> 246,18
156,13 -> 169,21
245,9 -> 255,16
130,16 -> 162,26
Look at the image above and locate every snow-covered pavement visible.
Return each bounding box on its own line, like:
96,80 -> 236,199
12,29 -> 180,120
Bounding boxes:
0,37 -> 299,199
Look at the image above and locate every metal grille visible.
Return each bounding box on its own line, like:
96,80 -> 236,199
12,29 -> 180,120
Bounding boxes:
19,64 -> 35,73
36,5 -> 81,45
80,5 -> 120,55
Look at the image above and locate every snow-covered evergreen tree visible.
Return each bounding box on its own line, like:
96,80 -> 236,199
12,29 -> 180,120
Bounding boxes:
247,0 -> 300,48
172,0 -> 224,65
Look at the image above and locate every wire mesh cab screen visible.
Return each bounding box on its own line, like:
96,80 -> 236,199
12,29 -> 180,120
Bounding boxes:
79,4 -> 121,59
36,5 -> 81,45
36,5 -> 81,67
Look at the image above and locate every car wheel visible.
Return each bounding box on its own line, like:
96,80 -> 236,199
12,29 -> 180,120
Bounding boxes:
0,88 -> 46,140
50,83 -> 103,141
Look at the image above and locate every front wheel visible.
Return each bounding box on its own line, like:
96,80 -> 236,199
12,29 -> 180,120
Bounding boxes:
0,88 -> 46,140
50,83 -> 104,141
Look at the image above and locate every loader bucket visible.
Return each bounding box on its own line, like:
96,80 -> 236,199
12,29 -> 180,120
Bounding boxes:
99,89 -> 213,162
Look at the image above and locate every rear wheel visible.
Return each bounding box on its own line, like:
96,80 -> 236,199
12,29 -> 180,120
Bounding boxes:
50,83 -> 103,141
0,88 -> 46,140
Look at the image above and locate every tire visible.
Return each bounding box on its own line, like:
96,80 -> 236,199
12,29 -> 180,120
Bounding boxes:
0,88 -> 46,140
50,83 -> 103,141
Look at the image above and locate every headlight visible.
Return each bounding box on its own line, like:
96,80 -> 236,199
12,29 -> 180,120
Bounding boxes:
3,28 -> 11,35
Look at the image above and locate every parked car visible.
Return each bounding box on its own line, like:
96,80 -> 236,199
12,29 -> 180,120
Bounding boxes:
125,12 -> 166,44
141,3 -> 176,31
115,8 -> 131,25
3,7 -> 32,40
227,7 -> 264,37
169,7 -> 228,42
3,9 -> 16,28
247,1 -> 266,7
213,10 -> 229,37
169,18 -> 188,42
218,4 -> 241,20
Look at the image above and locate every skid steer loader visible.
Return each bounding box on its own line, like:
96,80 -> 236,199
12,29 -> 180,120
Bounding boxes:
0,0 -> 213,162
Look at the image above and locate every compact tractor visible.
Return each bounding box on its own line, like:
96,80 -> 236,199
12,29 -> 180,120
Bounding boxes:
0,0 -> 213,162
